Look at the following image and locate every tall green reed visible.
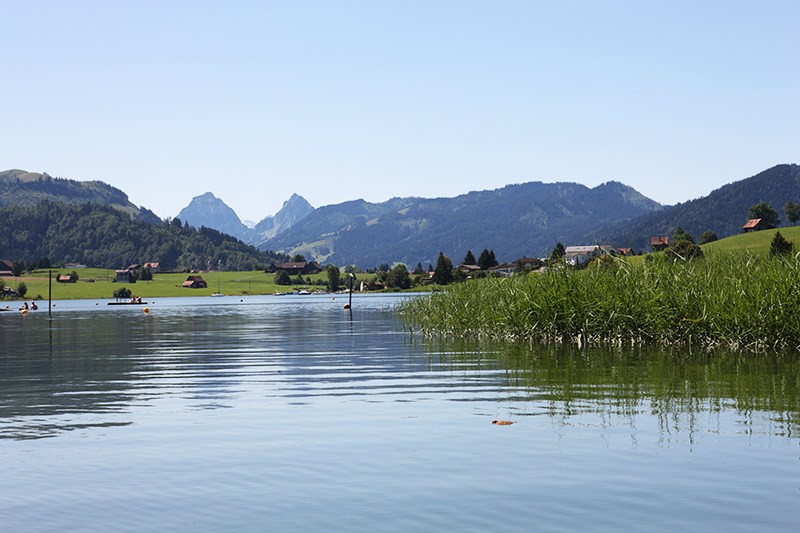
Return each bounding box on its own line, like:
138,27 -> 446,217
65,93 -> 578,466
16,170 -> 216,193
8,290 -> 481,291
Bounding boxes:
399,252 -> 800,350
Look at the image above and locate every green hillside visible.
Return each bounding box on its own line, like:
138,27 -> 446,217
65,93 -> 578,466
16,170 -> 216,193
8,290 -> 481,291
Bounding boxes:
702,225 -> 800,255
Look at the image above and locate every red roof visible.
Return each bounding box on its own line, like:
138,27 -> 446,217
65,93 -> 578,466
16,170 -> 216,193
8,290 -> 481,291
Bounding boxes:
742,218 -> 762,229
650,236 -> 669,246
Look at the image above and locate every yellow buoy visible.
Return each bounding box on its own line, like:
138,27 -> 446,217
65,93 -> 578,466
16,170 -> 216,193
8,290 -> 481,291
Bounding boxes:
143,307 -> 150,313
21,309 -> 28,315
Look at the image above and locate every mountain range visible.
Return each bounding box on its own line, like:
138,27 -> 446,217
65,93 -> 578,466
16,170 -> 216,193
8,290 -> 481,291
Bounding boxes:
3,164 -> 799,269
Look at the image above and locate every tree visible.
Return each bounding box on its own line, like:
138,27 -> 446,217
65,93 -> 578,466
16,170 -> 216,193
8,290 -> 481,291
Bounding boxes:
432,252 -> 453,285
326,264 -> 341,292
413,262 -> 424,275
16,282 -> 27,298
477,249 -> 497,270
274,270 -> 291,285
748,202 -> 780,229
665,227 -> 703,261
785,201 -> 800,225
12,261 -> 23,277
550,242 -> 566,261
139,266 -> 153,281
386,264 -> 411,289
113,286 -> 131,299
699,230 -> 718,245
378,263 -> 390,272
770,231 -> 793,257
463,250 -> 476,265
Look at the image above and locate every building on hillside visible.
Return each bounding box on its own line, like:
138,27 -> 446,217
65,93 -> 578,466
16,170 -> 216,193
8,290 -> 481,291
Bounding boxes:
742,218 -> 766,232
276,261 -> 323,275
0,259 -> 13,276
650,236 -> 669,252
57,274 -> 76,283
615,247 -> 634,256
63,263 -> 88,269
144,262 -> 160,273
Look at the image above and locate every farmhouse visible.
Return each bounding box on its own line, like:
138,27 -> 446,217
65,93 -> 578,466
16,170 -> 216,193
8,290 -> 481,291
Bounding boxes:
651,236 -> 669,252
0,259 -> 13,275
143,262 -> 160,272
489,263 -> 516,277
564,245 -> 604,266
742,218 -> 766,232
57,274 -> 76,283
183,275 -> 208,288
513,257 -> 543,271
456,264 -> 481,276
115,269 -> 136,283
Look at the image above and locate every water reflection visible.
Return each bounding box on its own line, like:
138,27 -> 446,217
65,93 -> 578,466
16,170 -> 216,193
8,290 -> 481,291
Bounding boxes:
2,297 -> 800,443
428,339 -> 800,440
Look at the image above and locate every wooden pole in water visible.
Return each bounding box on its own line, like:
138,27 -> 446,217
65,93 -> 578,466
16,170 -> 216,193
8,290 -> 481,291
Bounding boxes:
48,269 -> 52,319
348,273 -> 354,317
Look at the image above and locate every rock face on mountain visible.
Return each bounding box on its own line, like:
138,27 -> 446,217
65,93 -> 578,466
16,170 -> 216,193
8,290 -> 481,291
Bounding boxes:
0,169 -> 160,223
259,181 -> 663,267
176,192 -> 315,244
253,193 -> 315,243
177,192 -> 249,239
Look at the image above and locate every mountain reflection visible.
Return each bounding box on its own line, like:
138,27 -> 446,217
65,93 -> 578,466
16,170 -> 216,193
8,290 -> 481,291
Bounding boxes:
3,300 -> 800,441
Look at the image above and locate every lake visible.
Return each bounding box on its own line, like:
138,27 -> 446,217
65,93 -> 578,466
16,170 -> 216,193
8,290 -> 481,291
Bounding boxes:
1,293 -> 798,531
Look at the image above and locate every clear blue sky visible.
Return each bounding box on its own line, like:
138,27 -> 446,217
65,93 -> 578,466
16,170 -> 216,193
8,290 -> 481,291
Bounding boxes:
2,1 -> 798,222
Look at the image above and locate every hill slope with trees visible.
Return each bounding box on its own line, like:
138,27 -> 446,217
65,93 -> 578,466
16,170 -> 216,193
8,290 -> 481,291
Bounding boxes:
0,202 -> 287,271
591,164 -> 800,250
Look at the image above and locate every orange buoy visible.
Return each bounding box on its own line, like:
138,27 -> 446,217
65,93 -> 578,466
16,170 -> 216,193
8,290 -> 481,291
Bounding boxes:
143,307 -> 150,313
492,420 -> 514,425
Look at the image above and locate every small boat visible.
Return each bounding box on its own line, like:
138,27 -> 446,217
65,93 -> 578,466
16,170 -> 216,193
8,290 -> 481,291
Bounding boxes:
211,293 -> 225,297
108,301 -> 148,306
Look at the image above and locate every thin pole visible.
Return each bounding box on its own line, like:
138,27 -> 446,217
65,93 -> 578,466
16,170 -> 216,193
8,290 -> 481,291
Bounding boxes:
48,269 -> 52,319
348,273 -> 354,318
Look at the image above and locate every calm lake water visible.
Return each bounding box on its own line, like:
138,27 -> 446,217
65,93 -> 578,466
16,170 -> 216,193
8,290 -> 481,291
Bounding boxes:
1,293 -> 799,531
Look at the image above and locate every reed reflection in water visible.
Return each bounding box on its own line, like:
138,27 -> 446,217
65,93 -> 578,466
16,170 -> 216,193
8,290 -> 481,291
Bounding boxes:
1,295 -> 799,531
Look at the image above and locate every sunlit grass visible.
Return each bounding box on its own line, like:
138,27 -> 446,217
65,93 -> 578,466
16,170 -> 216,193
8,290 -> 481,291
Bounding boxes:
399,252 -> 800,350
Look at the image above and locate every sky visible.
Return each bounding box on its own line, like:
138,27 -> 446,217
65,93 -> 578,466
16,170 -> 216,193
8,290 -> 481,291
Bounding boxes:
2,1 -> 798,222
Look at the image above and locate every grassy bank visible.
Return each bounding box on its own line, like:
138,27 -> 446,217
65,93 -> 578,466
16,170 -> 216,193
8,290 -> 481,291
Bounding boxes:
399,253 -> 800,350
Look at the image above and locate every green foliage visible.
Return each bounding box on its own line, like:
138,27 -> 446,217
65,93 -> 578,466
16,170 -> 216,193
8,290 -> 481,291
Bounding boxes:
432,252 -> 453,285
113,287 -> 132,299
16,281 -> 27,298
0,201 -> 287,271
784,201 -> 800,224
386,264 -> 411,289
326,264 -> 341,292
748,201 -> 780,229
769,231 -> 793,257
400,252 -> 800,349
139,266 -> 153,281
463,250 -> 476,265
550,242 -> 566,260
413,262 -> 424,275
699,230 -> 718,245
665,227 -> 703,261
274,270 -> 291,285
477,249 -> 497,270
291,254 -> 306,263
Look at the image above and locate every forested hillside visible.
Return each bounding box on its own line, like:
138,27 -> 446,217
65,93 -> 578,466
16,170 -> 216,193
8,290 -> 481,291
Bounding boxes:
0,169 -> 160,223
263,181 -> 662,267
0,202 -> 287,271
591,164 -> 800,249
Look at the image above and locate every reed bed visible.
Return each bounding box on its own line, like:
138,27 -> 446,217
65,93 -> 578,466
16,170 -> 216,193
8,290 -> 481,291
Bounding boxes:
399,253 -> 800,350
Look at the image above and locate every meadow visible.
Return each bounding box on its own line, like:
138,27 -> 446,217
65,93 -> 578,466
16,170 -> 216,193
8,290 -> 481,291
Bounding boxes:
2,269 -> 336,302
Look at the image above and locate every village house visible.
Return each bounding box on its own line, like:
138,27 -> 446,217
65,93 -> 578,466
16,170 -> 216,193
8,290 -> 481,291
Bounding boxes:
182,275 -> 207,288
742,218 -> 766,232
456,263 -> 482,276
0,259 -> 13,276
564,245 -> 605,266
489,263 -> 516,277
276,261 -> 323,276
57,273 -> 77,283
650,236 -> 669,252
143,262 -> 160,273
513,257 -> 543,271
